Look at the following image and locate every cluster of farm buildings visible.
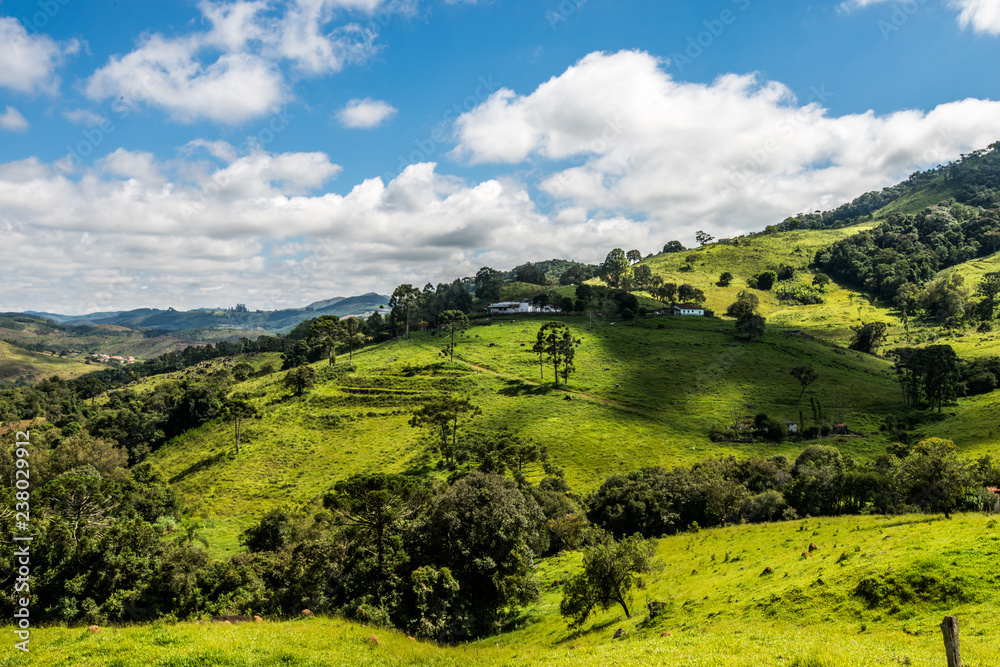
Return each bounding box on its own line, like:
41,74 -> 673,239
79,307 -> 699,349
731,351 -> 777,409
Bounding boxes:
483,300 -> 712,317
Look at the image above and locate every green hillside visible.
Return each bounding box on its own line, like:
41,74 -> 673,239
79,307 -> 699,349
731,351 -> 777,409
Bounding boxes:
0,339 -> 96,382
150,313 -> 910,557
10,512 -> 997,667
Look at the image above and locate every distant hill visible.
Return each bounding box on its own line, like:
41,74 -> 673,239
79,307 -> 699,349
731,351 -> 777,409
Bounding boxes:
16,293 -> 390,335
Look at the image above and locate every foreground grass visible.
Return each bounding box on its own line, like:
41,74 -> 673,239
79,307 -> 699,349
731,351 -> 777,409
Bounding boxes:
5,513 -> 996,666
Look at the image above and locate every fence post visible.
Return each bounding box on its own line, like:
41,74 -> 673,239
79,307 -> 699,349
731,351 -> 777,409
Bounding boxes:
940,616 -> 961,667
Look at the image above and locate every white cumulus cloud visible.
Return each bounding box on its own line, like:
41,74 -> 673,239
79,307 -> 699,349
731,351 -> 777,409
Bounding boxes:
948,0 -> 1000,35
0,106 -> 29,132
336,98 -> 398,128
0,17 -> 77,95
453,50 -> 1000,240
85,0 -> 406,125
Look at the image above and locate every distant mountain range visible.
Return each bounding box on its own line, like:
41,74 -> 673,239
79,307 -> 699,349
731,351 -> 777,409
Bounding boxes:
22,292 -> 389,334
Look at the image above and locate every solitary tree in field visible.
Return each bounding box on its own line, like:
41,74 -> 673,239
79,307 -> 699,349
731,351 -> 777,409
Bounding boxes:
756,270 -> 777,291
663,240 -> 685,253
283,365 -> 316,397
409,396 -> 482,465
535,322 -> 581,385
727,290 -> 765,341
848,321 -> 888,355
223,397 -> 258,454
789,365 -> 819,403
438,309 -> 469,362
695,230 -> 714,246
718,271 -> 733,287
812,271 -> 831,291
560,532 -> 656,628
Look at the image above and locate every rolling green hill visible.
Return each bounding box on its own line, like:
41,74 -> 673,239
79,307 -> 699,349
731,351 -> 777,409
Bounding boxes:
150,313 -> 910,557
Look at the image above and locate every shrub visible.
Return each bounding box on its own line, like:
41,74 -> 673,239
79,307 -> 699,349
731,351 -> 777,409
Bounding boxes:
741,489 -> 789,522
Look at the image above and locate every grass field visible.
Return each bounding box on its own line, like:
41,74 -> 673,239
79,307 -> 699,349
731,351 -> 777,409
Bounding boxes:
0,340 -> 97,382
5,512 -> 996,667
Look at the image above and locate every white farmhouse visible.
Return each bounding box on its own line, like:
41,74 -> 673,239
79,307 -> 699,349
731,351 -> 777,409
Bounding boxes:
486,300 -> 561,315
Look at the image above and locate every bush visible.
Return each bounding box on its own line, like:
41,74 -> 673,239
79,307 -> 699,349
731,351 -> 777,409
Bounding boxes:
741,489 -> 788,522
756,271 -> 777,291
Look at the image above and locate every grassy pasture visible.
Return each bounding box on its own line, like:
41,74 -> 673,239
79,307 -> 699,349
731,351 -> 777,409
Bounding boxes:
0,340 -> 97,382
6,512 -> 997,667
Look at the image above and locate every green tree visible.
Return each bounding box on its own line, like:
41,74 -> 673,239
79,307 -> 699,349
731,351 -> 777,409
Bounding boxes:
727,290 -> 758,317
718,271 -> 733,287
695,230 -> 714,246
389,284 -> 422,339
726,290 -> 764,340
662,240 -> 685,253
222,398 -> 258,454
812,272 -> 831,291
342,316 -> 364,363
599,248 -> 633,290
736,314 -> 766,341
975,271 -> 1000,320
238,509 -> 291,552
625,249 -> 642,265
892,345 -> 964,412
896,438 -> 975,518
790,366 -> 819,402
559,532 -> 656,627
632,264 -> 653,288
559,265 -> 588,286
756,270 -> 777,291
848,321 -> 888,355
408,471 -> 546,639
309,315 -> 343,365
654,282 -> 677,306
438,309 -> 469,362
409,396 -> 482,465
535,322 -> 581,385
474,267 -> 505,303
283,365 -> 316,397
515,262 -> 547,286
677,283 -> 706,304
324,473 -> 429,572
918,272 -> 969,324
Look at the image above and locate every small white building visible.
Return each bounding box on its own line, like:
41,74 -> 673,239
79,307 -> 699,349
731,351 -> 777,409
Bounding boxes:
487,300 -> 561,315
666,304 -> 706,316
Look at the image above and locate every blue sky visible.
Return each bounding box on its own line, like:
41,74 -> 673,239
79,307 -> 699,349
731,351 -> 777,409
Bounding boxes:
2,0 -> 1000,314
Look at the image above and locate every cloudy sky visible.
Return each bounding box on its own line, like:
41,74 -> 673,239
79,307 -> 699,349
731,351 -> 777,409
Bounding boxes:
2,0 -> 1000,314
